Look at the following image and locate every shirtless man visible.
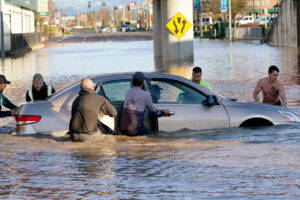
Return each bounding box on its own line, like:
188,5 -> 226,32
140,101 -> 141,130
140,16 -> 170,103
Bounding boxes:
253,65 -> 287,108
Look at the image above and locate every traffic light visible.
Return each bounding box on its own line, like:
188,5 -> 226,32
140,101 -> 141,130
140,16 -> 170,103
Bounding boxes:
88,2 -> 91,8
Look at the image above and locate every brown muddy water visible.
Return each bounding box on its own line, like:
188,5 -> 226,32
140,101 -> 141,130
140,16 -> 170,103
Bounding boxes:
0,39 -> 300,199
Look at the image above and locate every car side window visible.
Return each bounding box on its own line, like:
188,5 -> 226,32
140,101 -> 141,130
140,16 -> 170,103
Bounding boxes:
150,79 -> 207,105
98,79 -> 131,104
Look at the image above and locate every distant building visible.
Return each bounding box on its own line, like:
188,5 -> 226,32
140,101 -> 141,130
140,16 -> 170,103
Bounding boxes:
3,0 -> 36,33
245,0 -> 279,17
59,16 -> 75,28
0,0 -> 42,53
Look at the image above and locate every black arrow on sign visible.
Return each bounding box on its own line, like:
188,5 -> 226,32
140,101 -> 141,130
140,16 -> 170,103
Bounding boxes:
177,17 -> 181,24
173,20 -> 178,34
181,19 -> 186,33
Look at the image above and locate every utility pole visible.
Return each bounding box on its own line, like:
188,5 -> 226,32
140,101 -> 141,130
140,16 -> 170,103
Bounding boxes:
95,1 -> 101,27
122,0 -> 125,24
0,0 -> 5,60
264,0 -> 267,33
228,0 -> 232,41
200,0 -> 203,37
77,8 -> 80,26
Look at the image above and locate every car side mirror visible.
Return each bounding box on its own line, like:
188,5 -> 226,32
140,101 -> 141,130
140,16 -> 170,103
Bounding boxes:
203,95 -> 216,106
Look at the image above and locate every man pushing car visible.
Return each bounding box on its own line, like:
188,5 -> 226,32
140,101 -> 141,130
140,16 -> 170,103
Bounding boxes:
69,79 -> 117,142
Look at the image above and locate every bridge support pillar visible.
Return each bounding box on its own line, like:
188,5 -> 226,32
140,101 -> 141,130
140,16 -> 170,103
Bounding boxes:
298,0 -> 300,47
153,0 -> 194,69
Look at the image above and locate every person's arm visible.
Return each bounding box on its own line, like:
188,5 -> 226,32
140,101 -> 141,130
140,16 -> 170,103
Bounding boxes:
2,95 -> 16,110
145,93 -> 170,116
101,98 -> 117,117
205,82 -> 212,90
201,79 -> 212,90
0,110 -> 13,118
279,83 -> 287,108
253,80 -> 262,103
0,95 -> 17,118
26,90 -> 31,102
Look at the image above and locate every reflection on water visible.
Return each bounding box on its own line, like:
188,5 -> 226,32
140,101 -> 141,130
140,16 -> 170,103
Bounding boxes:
0,40 -> 300,199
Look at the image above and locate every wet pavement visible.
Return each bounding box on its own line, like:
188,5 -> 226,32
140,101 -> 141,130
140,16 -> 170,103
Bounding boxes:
0,35 -> 300,199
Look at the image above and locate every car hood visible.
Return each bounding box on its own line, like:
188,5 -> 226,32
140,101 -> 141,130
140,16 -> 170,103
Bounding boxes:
220,98 -> 288,111
218,98 -> 299,126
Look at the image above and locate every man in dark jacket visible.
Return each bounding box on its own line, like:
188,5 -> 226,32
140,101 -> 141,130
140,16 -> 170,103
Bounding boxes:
26,73 -> 55,102
0,75 -> 17,118
69,79 -> 117,142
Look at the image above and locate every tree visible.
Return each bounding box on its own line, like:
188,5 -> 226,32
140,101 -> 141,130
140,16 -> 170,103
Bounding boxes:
231,0 -> 247,26
202,0 -> 221,23
87,12 -> 95,27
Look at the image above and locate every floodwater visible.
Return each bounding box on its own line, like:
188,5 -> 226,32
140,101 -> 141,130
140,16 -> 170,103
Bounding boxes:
1,39 -> 300,199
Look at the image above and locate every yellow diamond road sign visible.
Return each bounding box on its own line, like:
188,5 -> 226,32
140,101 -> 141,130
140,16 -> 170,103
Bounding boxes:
166,12 -> 192,39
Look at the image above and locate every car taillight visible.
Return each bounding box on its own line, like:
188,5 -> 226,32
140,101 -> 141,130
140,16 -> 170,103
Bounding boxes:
15,115 -> 41,126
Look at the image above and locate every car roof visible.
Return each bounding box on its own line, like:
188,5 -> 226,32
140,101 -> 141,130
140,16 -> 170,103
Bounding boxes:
87,72 -> 184,81
50,72 -> 219,102
50,72 -> 188,98
87,72 -> 216,95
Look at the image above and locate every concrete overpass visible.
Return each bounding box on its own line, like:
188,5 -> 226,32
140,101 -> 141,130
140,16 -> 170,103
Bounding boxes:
153,0 -> 194,69
268,0 -> 300,47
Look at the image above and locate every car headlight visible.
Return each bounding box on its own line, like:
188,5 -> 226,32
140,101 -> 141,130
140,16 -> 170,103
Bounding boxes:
278,111 -> 300,123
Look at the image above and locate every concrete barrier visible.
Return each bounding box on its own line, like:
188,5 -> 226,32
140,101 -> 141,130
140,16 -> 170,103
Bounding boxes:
226,27 -> 263,42
11,33 -> 41,51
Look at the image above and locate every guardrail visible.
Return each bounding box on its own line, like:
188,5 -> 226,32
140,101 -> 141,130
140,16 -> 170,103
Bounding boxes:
226,27 -> 263,42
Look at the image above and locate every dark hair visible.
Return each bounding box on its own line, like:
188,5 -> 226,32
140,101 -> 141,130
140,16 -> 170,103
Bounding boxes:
132,71 -> 144,86
132,78 -> 143,86
268,65 -> 279,74
193,67 -> 202,74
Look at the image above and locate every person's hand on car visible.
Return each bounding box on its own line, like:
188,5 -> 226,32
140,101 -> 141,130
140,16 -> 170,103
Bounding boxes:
11,108 -> 17,116
163,109 -> 171,116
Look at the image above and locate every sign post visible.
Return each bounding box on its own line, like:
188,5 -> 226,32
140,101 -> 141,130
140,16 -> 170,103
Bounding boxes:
221,0 -> 231,41
0,0 -> 5,60
228,0 -> 232,41
0,11 -> 4,60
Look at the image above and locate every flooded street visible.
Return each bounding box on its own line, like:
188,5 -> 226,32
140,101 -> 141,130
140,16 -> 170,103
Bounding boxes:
1,38 -> 300,199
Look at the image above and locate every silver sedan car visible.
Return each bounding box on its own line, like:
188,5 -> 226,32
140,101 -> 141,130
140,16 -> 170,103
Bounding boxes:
15,73 -> 300,135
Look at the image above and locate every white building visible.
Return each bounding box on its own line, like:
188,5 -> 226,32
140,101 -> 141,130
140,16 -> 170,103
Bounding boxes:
2,0 -> 36,33
0,0 -> 39,52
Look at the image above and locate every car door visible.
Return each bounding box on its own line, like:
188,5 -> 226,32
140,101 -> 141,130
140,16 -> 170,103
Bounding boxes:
149,78 -> 230,132
97,77 -> 161,133
96,78 -> 132,132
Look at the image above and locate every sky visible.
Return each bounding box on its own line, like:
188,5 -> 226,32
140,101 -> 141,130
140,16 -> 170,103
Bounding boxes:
54,0 -> 141,15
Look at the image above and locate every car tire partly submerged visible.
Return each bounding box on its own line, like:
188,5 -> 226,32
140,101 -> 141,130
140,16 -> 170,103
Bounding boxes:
240,118 -> 273,127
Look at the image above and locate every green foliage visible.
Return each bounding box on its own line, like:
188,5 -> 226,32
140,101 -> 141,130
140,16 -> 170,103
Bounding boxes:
260,24 -> 270,35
